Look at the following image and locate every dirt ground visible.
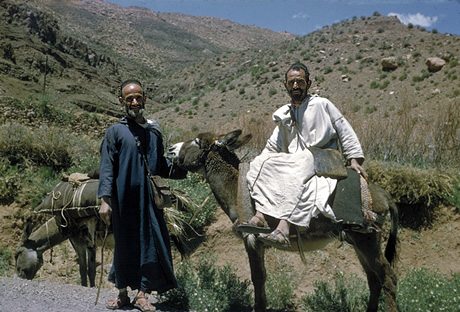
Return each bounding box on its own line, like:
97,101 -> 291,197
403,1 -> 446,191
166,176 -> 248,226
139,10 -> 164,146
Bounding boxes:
1,203 -> 459,303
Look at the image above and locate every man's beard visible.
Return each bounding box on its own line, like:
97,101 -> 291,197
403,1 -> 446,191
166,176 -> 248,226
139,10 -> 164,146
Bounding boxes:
126,107 -> 144,119
290,89 -> 307,102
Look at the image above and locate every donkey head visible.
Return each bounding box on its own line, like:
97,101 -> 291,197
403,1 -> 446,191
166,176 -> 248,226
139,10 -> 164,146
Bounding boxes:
15,221 -> 43,280
15,245 -> 43,280
168,129 -> 252,172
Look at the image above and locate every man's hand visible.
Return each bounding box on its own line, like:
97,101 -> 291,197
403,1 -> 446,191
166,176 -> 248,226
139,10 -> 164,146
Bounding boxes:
99,197 -> 112,226
349,158 -> 368,181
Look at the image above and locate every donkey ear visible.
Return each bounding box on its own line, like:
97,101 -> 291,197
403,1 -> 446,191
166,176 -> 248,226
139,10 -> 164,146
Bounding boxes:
221,130 -> 252,151
218,130 -> 242,147
232,134 -> 252,150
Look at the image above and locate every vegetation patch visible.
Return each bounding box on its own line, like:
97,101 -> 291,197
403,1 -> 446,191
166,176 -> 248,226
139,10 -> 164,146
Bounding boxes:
301,272 -> 371,312
0,246 -> 12,276
163,255 -> 252,311
301,269 -> 460,312
366,161 -> 456,228
397,268 -> 460,312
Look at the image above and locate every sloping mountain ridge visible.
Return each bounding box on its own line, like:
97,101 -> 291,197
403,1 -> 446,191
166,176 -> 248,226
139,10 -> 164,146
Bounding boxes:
0,1 -> 459,309
29,0 -> 293,70
1,0 -> 458,141
150,15 -> 459,142
0,0 -> 294,136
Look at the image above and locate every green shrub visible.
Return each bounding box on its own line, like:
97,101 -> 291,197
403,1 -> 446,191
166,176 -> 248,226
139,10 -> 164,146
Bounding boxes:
35,94 -> 72,124
323,66 -> 333,74
0,246 -> 12,276
379,80 -> 390,90
412,70 -> 431,83
370,81 -> 380,89
265,255 -> 296,310
268,88 -> 278,97
351,104 -> 361,113
0,158 -> 20,204
301,272 -> 374,312
365,105 -> 377,114
448,58 -> 458,68
301,269 -> 460,312
315,75 -> 325,83
251,65 -> 268,80
449,178 -> 460,212
16,165 -> 60,208
163,256 -> 252,311
397,268 -> 460,312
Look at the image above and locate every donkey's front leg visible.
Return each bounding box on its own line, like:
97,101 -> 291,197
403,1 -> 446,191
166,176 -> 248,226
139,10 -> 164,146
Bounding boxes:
244,234 -> 267,312
69,236 -> 89,287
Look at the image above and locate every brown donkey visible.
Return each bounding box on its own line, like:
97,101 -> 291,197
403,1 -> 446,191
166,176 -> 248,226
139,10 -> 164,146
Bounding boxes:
168,129 -> 399,312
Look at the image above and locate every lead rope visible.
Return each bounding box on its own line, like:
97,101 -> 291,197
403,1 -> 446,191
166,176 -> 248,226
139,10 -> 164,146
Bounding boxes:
95,225 -> 109,305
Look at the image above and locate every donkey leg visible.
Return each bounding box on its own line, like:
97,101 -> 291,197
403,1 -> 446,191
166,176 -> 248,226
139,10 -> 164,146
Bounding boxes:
84,218 -> 98,288
348,232 -> 397,312
69,236 -> 89,287
244,234 -> 267,312
87,245 -> 96,287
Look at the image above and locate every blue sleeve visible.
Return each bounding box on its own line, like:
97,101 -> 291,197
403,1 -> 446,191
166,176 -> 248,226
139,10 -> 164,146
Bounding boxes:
98,127 -> 118,198
153,129 -> 187,179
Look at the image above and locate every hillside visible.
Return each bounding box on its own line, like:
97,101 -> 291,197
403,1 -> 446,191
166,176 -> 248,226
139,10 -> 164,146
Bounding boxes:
0,1 -> 459,310
0,0 -> 293,137
1,1 -> 458,146
151,15 -> 459,140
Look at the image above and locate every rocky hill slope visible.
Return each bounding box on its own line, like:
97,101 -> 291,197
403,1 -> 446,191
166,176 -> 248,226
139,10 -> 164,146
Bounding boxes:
0,2 -> 459,310
0,0 -> 292,134
1,0 -> 458,144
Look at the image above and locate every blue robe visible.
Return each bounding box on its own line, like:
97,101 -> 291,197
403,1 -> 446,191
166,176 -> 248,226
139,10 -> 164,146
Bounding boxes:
98,117 -> 186,293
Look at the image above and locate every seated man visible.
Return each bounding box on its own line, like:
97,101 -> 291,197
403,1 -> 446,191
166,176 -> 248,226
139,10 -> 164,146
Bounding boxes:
238,62 -> 366,248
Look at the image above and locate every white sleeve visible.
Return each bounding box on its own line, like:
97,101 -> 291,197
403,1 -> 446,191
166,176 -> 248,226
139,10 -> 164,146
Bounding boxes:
326,101 -> 364,160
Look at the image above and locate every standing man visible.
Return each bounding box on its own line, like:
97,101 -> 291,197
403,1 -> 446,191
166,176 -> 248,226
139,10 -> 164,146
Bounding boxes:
98,79 -> 186,312
238,62 -> 366,247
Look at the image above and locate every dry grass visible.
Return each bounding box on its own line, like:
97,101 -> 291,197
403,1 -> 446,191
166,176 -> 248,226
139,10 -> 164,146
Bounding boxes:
354,94 -> 460,169
236,92 -> 460,171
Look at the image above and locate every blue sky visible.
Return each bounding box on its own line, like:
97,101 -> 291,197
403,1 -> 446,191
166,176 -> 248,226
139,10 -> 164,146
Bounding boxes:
107,0 -> 460,36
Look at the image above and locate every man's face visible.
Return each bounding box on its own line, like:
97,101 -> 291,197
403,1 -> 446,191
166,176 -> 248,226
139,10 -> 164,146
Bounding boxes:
119,83 -> 146,119
285,69 -> 310,105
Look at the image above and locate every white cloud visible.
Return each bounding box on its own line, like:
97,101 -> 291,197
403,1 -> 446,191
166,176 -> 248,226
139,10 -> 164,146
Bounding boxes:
388,12 -> 438,27
292,12 -> 309,20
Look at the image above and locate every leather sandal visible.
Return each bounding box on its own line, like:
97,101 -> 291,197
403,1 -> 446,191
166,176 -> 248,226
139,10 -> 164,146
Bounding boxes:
133,294 -> 156,312
105,294 -> 130,310
258,229 -> 291,249
236,214 -> 272,234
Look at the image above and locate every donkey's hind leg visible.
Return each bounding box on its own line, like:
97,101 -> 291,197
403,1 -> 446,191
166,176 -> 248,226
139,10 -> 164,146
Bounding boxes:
348,231 -> 397,312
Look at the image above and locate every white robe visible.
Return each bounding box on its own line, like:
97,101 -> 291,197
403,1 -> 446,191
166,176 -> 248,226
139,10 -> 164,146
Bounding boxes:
247,95 -> 364,227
